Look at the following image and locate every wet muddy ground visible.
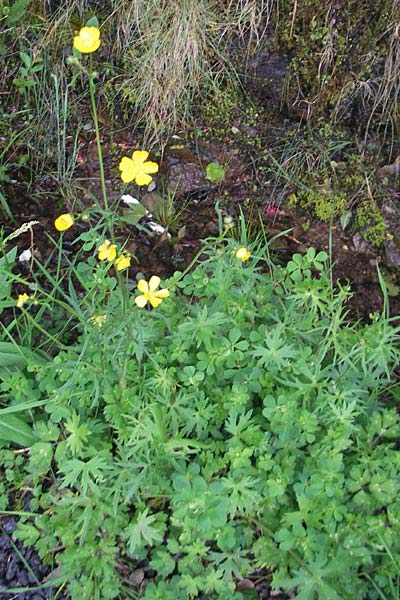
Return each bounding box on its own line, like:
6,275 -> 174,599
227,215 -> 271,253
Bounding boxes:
3,122 -> 400,322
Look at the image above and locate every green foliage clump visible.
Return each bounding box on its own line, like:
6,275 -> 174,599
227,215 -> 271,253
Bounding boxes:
295,187 -> 348,221
273,129 -> 392,248
356,200 -> 388,247
200,82 -> 243,136
1,238 -> 400,600
272,0 -> 399,133
0,0 -> 31,27
0,449 -> 25,509
206,161 -> 226,182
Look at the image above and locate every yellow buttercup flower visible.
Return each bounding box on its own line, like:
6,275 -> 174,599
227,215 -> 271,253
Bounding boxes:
134,276 -> 170,308
119,150 -> 159,186
54,213 -> 74,232
235,247 -> 251,262
73,27 -> 101,54
115,254 -> 131,272
98,240 -> 117,262
89,314 -> 107,327
16,293 -> 30,309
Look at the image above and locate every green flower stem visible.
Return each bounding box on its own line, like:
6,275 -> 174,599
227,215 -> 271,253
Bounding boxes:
116,270 -> 130,316
19,308 -> 72,351
88,55 -> 108,213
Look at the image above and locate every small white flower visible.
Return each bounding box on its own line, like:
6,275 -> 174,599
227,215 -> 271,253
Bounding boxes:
19,249 -> 32,262
121,194 -> 140,205
146,222 -> 171,238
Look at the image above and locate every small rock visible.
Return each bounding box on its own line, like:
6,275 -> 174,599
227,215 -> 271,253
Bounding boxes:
168,162 -> 208,195
236,578 -> 255,591
385,239 -> 400,270
5,558 -> 17,581
2,517 -> 17,533
376,155 -> 400,179
245,126 -> 258,138
352,232 -> 370,253
18,570 -> 29,586
129,568 -> 144,585
382,203 -> 397,217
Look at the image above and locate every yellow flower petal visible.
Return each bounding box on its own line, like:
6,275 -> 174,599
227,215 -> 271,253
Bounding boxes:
119,156 -> 134,170
143,161 -> 159,174
73,27 -> 101,54
135,172 -> 152,186
137,279 -> 149,294
54,213 -> 74,231
98,240 -> 117,262
134,295 -> 148,308
132,150 -> 149,163
16,293 -> 30,308
235,247 -> 251,262
120,169 -> 135,184
149,296 -> 163,308
155,288 -> 170,298
115,255 -> 131,271
148,275 -> 161,291
119,156 -> 137,183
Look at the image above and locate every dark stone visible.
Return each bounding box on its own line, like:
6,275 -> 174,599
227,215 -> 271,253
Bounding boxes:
5,559 -> 17,581
2,518 -> 17,534
18,571 -> 29,586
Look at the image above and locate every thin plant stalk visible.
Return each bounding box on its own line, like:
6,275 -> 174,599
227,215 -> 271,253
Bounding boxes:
88,54 -> 108,212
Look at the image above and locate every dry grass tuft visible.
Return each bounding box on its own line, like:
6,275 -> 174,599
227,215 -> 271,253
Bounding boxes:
110,0 -> 272,143
365,1 -> 400,149
112,0 -> 212,143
